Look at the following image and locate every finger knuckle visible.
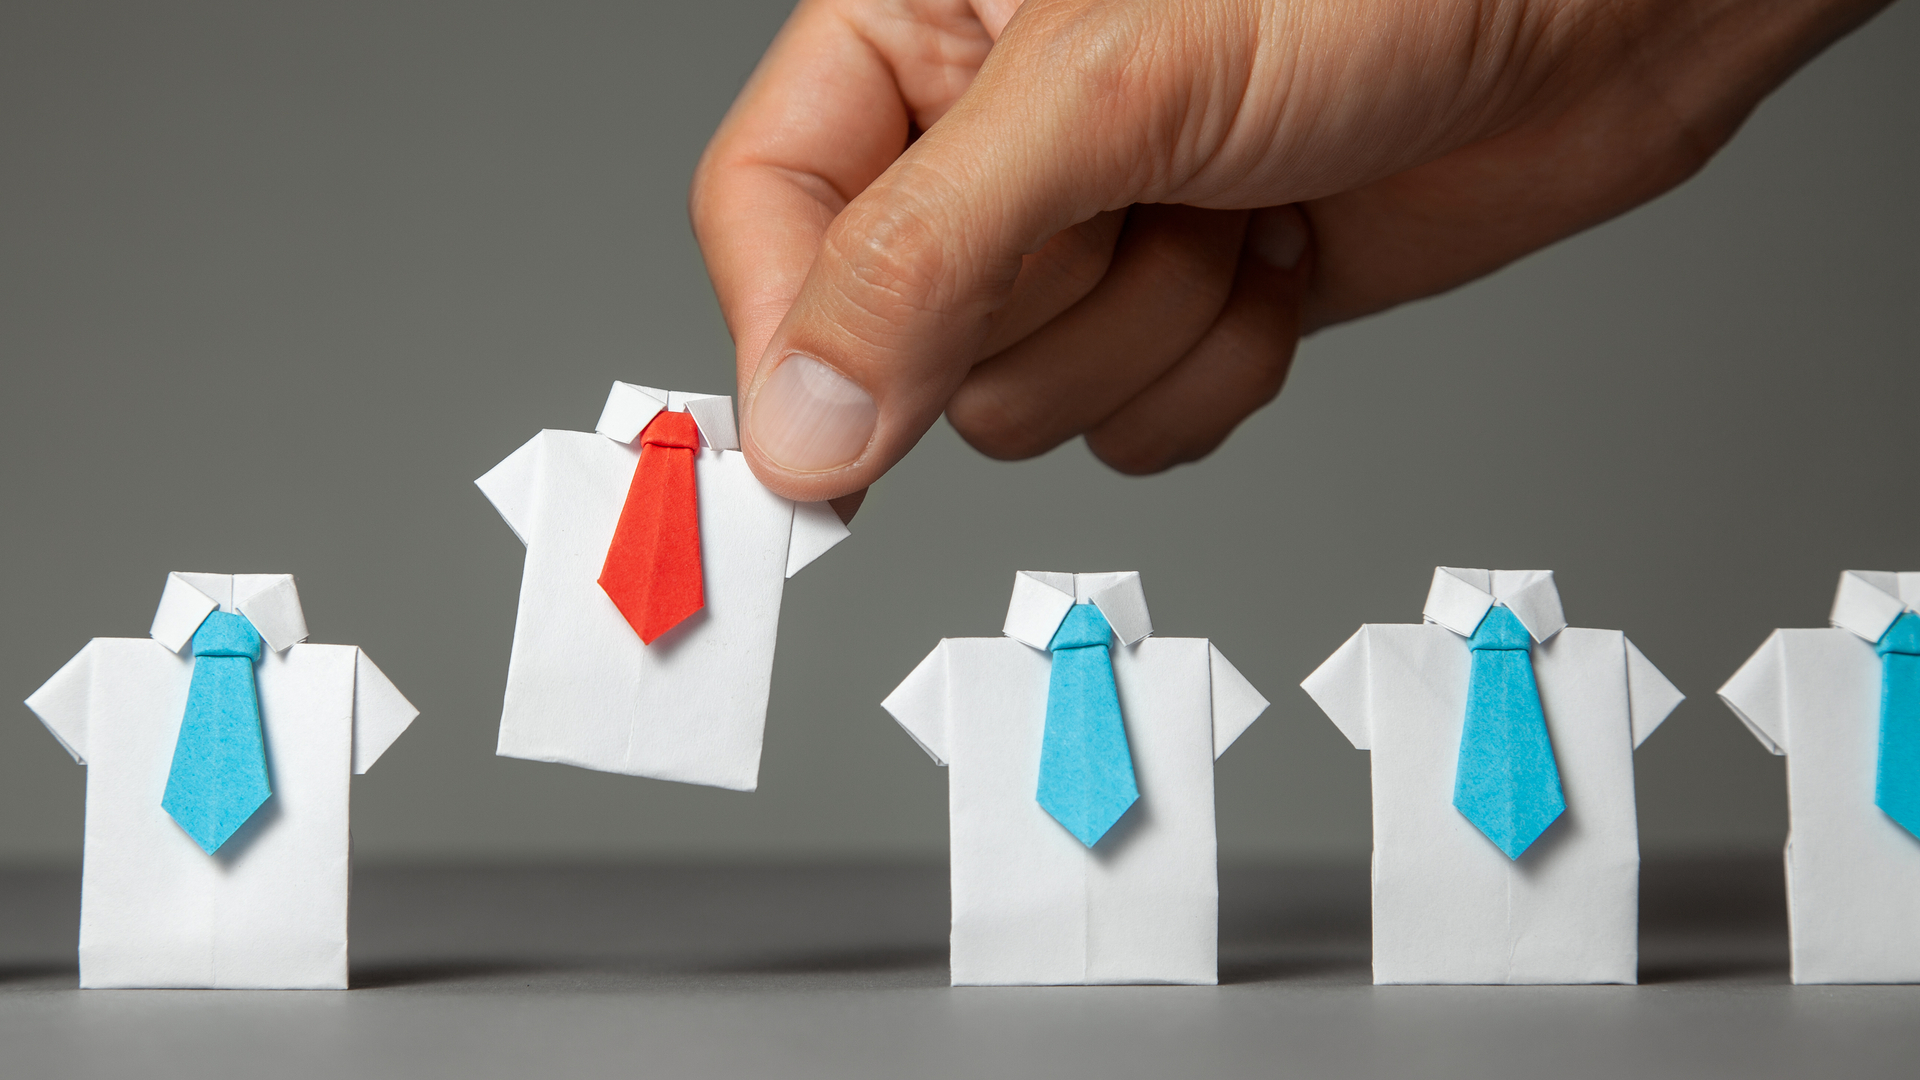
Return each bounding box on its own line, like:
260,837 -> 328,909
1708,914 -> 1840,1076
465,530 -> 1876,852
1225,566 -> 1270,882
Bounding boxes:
1015,0 -> 1160,106
817,187 -> 956,345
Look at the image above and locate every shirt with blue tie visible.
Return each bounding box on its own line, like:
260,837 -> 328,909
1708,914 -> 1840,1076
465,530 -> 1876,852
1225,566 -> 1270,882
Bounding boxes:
1719,570 -> 1920,984
24,573 -> 418,989
883,571 -> 1269,986
1302,568 -> 1683,985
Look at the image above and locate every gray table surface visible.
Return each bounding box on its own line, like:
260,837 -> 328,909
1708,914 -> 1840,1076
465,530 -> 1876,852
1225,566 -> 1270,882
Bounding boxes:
2,857 -> 1914,1079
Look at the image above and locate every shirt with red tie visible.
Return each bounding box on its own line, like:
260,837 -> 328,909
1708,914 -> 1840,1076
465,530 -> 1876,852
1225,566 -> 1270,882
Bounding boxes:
477,381 -> 851,792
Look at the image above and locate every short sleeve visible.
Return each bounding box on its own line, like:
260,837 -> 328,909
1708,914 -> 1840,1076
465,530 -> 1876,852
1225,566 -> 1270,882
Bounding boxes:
1208,643 -> 1269,759
785,499 -> 851,579
26,640 -> 98,764
475,432 -> 546,546
352,649 -> 420,775
1624,637 -> 1685,750
1718,630 -> 1787,756
882,640 -> 950,766
1301,626 -> 1371,750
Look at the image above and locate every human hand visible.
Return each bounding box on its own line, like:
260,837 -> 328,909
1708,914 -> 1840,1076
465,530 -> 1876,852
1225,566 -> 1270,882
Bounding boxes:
692,0 -> 1886,513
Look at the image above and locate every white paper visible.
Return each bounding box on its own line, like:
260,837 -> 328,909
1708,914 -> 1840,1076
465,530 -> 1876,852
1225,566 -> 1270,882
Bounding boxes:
594,381 -> 666,444
1718,570 -> 1920,983
1000,572 -> 1078,650
235,574 -> 309,652
149,572 -> 219,653
22,573 -> 418,989
1830,569 -> 1908,642
785,500 -> 850,579
1421,567 -> 1495,638
1000,570 -> 1152,649
1209,644 -> 1268,758
682,395 -> 741,451
1301,568 -> 1681,985
883,571 -> 1267,985
1423,567 -> 1566,642
475,381 -> 851,791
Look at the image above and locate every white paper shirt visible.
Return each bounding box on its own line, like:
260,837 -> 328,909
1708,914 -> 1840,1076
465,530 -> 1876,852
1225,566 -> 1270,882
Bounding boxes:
1719,570 -> 1920,983
24,573 -> 419,989
1301,568 -> 1683,985
476,382 -> 851,791
883,572 -> 1270,986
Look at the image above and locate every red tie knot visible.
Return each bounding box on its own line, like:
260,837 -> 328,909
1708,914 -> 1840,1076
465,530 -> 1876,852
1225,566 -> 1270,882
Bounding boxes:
640,410 -> 702,451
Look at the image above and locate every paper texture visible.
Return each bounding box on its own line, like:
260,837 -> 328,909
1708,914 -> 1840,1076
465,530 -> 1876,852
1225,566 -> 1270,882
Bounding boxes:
476,382 -> 850,791
882,571 -> 1267,985
1718,570 -> 1920,983
1301,568 -> 1681,984
23,573 -> 418,989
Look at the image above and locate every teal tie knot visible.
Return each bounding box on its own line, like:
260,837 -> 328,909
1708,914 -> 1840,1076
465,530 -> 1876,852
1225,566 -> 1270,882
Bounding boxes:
163,612 -> 273,855
1048,603 -> 1113,651
192,611 -> 264,660
1468,606 -> 1533,651
1876,611 -> 1920,656
1036,603 -> 1139,847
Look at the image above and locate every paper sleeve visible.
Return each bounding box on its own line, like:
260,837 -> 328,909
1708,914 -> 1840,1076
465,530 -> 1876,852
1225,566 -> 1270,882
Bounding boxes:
1718,631 -> 1788,756
882,640 -> 951,766
475,432 -> 546,546
1208,643 -> 1269,759
785,500 -> 851,578
1625,637 -> 1686,750
1301,626 -> 1371,750
352,649 -> 421,774
26,641 -> 98,764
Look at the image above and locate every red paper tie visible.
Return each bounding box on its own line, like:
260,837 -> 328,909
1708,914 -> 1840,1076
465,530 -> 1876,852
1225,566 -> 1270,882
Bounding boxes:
599,410 -> 704,644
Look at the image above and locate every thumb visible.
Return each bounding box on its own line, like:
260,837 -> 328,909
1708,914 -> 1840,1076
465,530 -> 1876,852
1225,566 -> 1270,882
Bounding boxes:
738,2 -> 1160,501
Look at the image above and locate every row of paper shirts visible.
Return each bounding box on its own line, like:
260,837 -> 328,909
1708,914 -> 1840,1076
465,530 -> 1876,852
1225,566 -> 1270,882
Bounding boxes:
19,382 -> 1920,988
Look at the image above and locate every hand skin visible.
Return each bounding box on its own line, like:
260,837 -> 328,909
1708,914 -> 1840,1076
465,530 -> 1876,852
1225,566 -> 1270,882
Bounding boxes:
692,0 -> 1892,517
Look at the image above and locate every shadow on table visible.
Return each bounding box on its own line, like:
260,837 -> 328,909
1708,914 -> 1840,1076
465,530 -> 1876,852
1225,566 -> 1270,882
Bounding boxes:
1219,954 -> 1367,985
352,959 -> 562,990
1212,855 -> 1792,987
352,946 -> 948,990
0,961 -> 78,986
301,856 -> 1804,991
692,945 -> 946,977
1638,855 -> 1790,984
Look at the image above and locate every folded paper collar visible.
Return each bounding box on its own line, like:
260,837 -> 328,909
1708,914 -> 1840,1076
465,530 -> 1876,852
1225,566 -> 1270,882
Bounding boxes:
150,572 -> 308,655
1422,567 -> 1566,645
1002,571 -> 1153,650
1830,570 -> 1920,643
595,381 -> 740,452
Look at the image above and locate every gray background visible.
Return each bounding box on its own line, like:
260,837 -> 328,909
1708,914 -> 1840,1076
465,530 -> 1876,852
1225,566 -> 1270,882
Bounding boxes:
1,0 -> 1914,867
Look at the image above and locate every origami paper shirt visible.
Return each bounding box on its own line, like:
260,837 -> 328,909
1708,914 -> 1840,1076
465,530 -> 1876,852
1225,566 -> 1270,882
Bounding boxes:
25,573 -> 418,989
1719,570 -> 1920,984
1302,568 -> 1683,985
477,382 -> 851,792
884,571 -> 1269,986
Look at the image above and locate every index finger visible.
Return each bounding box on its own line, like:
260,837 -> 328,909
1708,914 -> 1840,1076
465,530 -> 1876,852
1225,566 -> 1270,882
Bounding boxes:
690,0 -> 919,382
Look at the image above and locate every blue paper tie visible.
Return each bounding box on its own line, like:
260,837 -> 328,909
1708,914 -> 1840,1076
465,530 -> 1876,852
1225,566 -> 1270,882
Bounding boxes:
1453,606 -> 1565,859
1875,611 -> 1920,839
1036,604 -> 1139,847
161,611 -> 273,855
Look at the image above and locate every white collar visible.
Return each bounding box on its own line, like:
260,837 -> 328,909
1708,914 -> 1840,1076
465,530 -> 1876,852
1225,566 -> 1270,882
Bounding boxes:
150,572 -> 309,654
1002,571 -> 1153,650
594,381 -> 740,451
1422,567 -> 1566,644
1830,570 -> 1920,642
